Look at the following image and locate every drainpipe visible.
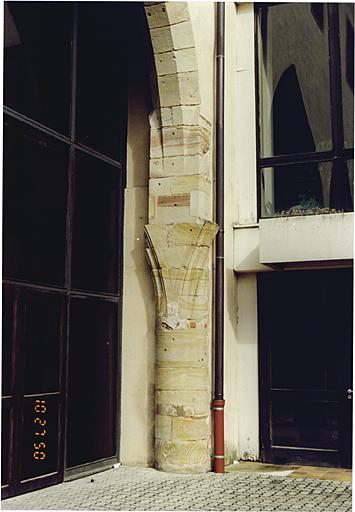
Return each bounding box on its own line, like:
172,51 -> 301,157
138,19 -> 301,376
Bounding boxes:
212,1 -> 225,474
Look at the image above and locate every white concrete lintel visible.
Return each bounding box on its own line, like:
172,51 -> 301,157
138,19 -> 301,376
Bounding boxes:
259,213 -> 354,264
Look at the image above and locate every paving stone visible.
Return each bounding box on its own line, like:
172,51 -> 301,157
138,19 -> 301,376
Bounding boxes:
1,466 -> 352,512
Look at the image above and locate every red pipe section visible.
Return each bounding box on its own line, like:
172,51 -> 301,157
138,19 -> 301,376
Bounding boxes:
212,399 -> 225,473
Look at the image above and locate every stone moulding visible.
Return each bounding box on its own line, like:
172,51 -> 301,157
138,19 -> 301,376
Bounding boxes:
143,1 -> 218,473
145,221 -> 218,473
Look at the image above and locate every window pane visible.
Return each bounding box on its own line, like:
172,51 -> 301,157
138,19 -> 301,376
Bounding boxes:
2,294 -> 14,397
67,299 -> 117,468
23,293 -> 63,395
3,117 -> 68,286
1,404 -> 11,486
260,161 -> 334,217
347,160 -> 354,207
258,3 -> 332,157
4,2 -> 72,134
75,2 -> 128,160
71,152 -> 120,294
339,4 -> 354,149
272,397 -> 340,450
21,395 -> 59,480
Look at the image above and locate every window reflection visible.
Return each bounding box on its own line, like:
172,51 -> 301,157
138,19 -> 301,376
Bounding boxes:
258,3 -> 332,157
340,4 -> 354,149
4,2 -> 72,134
261,162 -> 336,217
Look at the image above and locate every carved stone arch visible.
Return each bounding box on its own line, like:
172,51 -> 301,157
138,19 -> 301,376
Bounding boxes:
143,2 -> 218,472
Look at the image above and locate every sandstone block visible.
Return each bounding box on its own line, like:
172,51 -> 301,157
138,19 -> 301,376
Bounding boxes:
161,126 -> 202,157
153,205 -> 193,224
156,48 -> 198,77
160,107 -> 173,126
171,417 -> 209,441
145,3 -> 189,30
150,128 -> 163,158
155,51 -> 177,76
171,21 -> 194,50
157,367 -> 209,391
150,177 -> 172,197
148,196 -> 156,221
155,439 -> 210,467
171,175 -> 210,195
190,189 -> 211,220
157,193 -> 190,207
158,72 -> 200,107
172,105 -> 200,126
166,2 -> 189,25
157,334 -> 207,368
156,390 -> 210,416
150,25 -> 174,54
167,221 -> 218,247
155,414 -> 172,440
145,3 -> 170,30
178,71 -> 200,105
178,295 -> 209,320
151,155 -> 201,178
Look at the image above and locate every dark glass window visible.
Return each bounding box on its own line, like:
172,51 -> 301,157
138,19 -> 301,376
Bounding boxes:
4,2 -> 72,134
67,299 -> 117,468
2,295 -> 14,397
23,294 -> 62,395
2,0 -> 133,491
3,116 -> 69,286
21,395 -> 59,480
71,152 -> 120,294
257,3 -> 354,217
1,405 -> 11,485
75,2 -> 127,160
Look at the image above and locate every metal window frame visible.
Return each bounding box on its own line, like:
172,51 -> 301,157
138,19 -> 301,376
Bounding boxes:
2,1 -> 126,498
255,2 -> 354,220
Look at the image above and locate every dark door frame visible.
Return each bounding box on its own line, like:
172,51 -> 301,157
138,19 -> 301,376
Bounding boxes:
2,1 -> 128,498
258,268 -> 353,469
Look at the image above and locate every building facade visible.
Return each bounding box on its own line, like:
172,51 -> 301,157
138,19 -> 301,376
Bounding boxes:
2,0 -> 353,499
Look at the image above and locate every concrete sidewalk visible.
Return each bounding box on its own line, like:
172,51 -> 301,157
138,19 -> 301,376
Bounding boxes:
2,465 -> 352,511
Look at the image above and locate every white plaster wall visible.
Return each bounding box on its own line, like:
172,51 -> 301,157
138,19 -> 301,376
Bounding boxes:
235,273 -> 259,460
227,3 -> 260,461
120,57 -> 156,467
188,2 -> 215,124
234,3 -> 258,225
224,1 -> 240,463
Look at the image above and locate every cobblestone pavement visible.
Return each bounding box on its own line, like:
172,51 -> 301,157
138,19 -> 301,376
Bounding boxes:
2,466 -> 352,511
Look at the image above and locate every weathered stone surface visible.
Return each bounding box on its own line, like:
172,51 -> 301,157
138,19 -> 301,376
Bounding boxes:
166,2 -> 190,26
157,334 -> 207,367
171,175 -> 210,195
158,72 -> 200,107
156,367 -> 209,391
167,222 -> 218,247
150,25 -> 174,54
171,417 -> 209,441
177,295 -> 209,320
155,439 -> 211,471
149,175 -> 210,198
160,107 -> 173,126
156,48 -> 198,76
156,390 -> 210,416
150,155 -> 201,178
157,193 -> 190,207
172,105 -> 200,126
190,189 -> 211,219
159,126 -> 208,158
145,3 -> 189,30
144,0 -> 216,475
155,414 -> 172,440
170,21 -> 194,50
